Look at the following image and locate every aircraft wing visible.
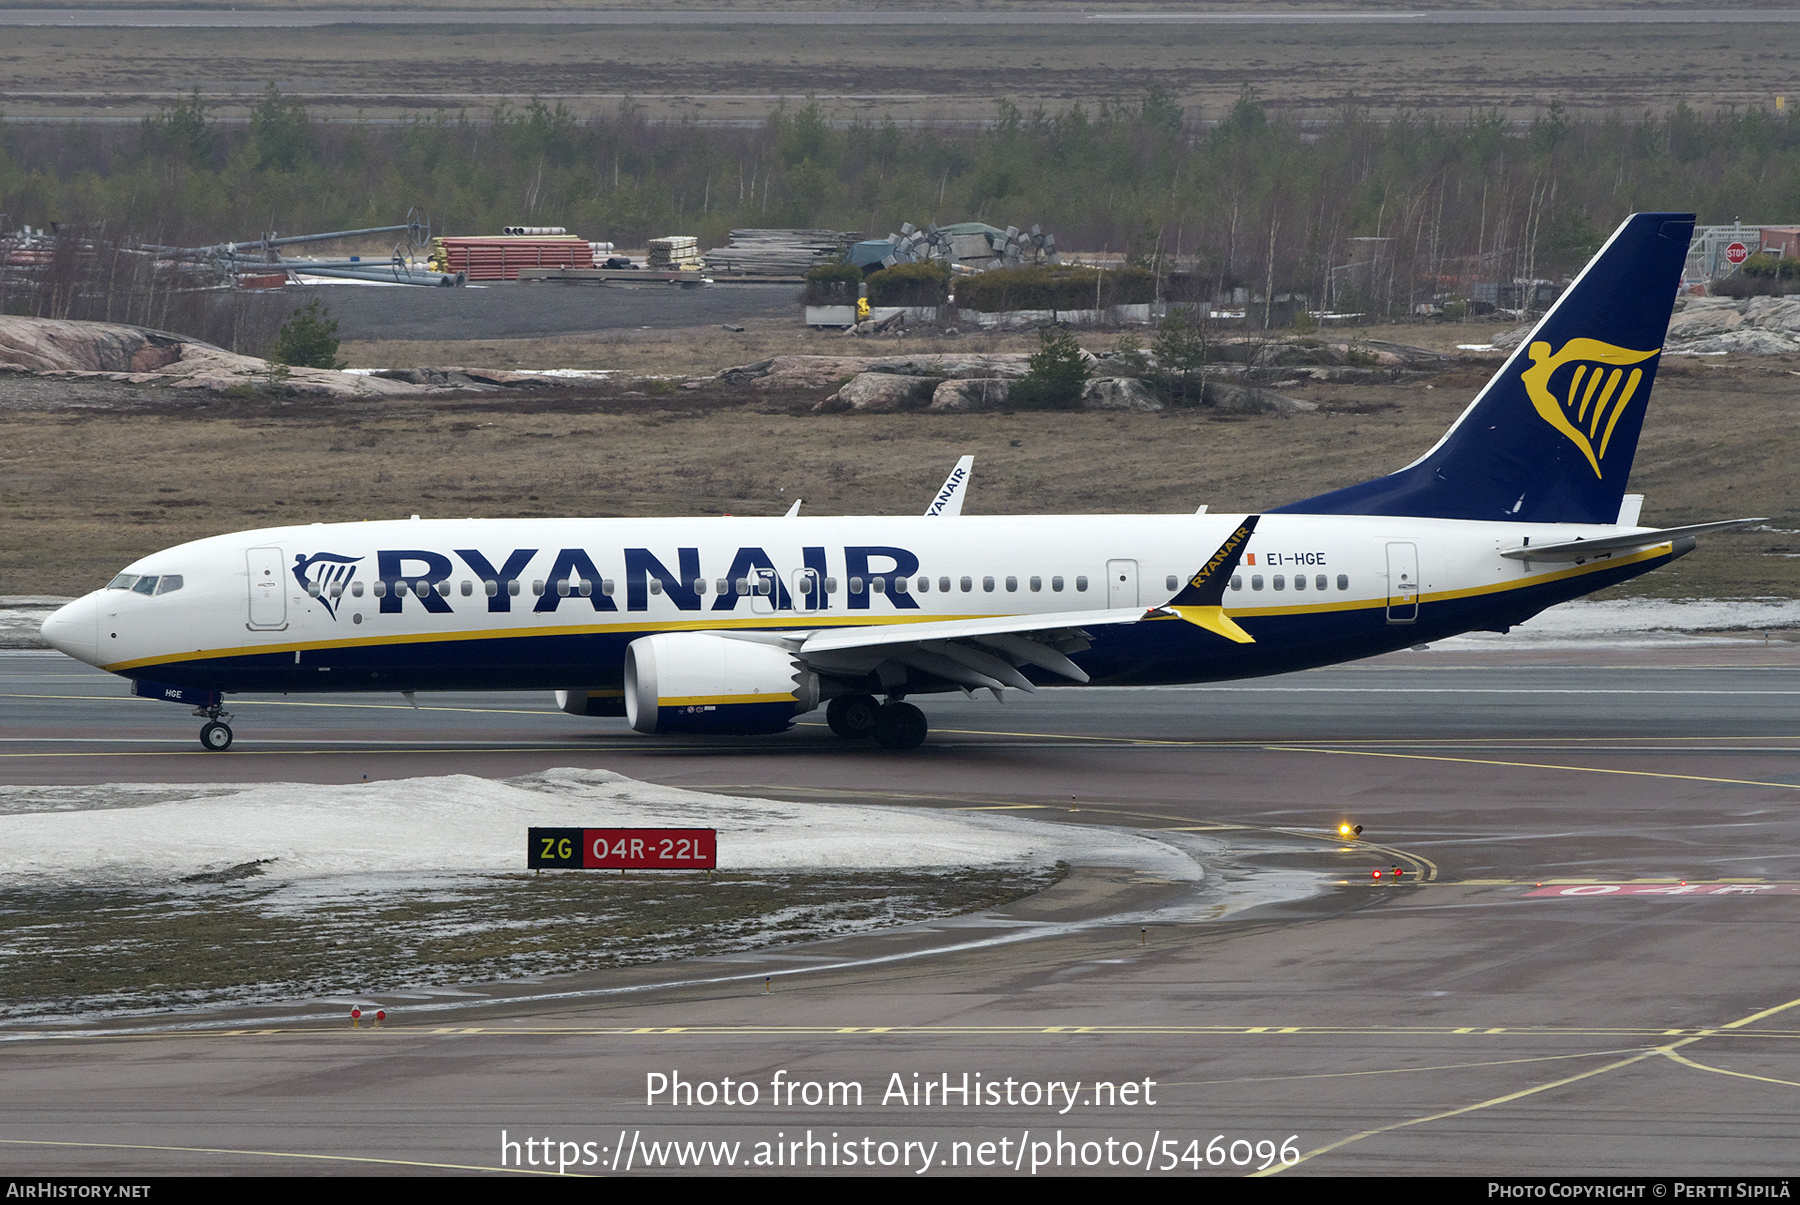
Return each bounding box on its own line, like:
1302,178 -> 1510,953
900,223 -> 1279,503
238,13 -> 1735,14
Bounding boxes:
1499,518 -> 1766,562
794,608 -> 1147,691
789,520 -> 1271,693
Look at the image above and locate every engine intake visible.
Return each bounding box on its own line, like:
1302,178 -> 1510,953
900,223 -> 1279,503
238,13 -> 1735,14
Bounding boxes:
624,632 -> 819,735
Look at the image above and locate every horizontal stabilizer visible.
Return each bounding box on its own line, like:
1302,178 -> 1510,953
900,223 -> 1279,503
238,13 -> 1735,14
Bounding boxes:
1499,518 -> 1766,562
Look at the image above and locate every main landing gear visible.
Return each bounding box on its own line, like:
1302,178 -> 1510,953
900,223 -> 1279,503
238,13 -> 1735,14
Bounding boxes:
194,704 -> 234,751
826,693 -> 928,751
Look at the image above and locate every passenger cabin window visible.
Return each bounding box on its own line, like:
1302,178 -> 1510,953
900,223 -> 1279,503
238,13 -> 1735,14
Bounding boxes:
1166,575 -> 1179,591
1337,574 -> 1349,591
1293,574 -> 1306,591
850,577 -> 864,594
649,579 -> 663,595
938,576 -> 951,593
374,580 -> 388,598
960,576 -> 973,592
579,580 -> 593,597
304,580 -> 320,598
532,580 -> 544,596
1251,575 -> 1264,591
507,579 -> 519,596
717,578 -> 729,595
982,576 -> 995,592
694,579 -> 707,595
871,577 -> 885,593
1052,576 -> 1064,592
1030,576 -> 1042,592
460,580 -> 473,597
484,580 -> 498,597
1273,575 -> 1285,591
352,581 -> 365,597
1230,576 -> 1242,591
1075,576 -> 1088,592
1316,574 -> 1327,591
916,577 -> 929,593
1005,576 -> 1018,592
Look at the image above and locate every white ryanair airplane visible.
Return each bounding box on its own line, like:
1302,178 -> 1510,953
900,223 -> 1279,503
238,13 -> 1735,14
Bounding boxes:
41,212 -> 1760,751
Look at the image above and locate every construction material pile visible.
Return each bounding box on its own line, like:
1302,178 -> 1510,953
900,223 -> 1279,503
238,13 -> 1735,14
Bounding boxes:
706,229 -> 857,276
428,234 -> 594,281
883,222 -> 1060,271
647,236 -> 705,271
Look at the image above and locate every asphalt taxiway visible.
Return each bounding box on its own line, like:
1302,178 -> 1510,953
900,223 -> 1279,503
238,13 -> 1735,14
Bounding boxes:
3,642 -> 1800,1175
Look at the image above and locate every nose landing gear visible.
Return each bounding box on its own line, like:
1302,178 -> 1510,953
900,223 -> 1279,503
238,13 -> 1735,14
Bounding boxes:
194,704 -> 234,751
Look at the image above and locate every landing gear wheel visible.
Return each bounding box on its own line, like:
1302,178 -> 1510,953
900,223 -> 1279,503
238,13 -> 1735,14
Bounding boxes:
199,721 -> 233,751
827,694 -> 881,738
871,702 -> 928,750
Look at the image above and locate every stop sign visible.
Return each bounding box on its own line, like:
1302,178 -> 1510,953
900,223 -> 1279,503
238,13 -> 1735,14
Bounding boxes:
1726,242 -> 1749,264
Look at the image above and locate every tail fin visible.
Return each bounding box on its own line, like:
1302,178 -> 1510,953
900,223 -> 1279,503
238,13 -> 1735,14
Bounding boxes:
1274,212 -> 1695,524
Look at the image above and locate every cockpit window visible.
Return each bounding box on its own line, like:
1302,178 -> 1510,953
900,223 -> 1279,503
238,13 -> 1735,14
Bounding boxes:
107,573 -> 183,595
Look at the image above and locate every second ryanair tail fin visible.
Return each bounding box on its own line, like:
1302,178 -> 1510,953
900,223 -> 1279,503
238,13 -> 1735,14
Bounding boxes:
1274,212 -> 1695,525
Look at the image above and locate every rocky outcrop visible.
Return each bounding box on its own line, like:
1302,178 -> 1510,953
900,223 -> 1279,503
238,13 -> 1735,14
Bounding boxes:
815,372 -> 938,412
1203,378 -> 1317,415
1665,296 -> 1800,355
0,316 -> 192,373
1080,377 -> 1163,411
928,377 -> 1012,411
0,315 -> 436,397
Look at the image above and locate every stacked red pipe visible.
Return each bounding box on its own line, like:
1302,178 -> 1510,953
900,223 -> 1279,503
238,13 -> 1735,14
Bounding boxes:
431,236 -> 594,281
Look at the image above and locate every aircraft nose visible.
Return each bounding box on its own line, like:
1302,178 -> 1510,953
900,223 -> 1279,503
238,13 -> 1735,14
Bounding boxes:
40,593 -> 101,665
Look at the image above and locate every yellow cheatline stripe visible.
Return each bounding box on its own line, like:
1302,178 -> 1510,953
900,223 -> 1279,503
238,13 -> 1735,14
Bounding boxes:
659,693 -> 796,707
1270,745 -> 1800,792
98,543 -> 1669,674
100,610 -> 995,674
1223,543 -> 1669,619
0,1137 -> 558,1175
1258,993 -> 1800,1175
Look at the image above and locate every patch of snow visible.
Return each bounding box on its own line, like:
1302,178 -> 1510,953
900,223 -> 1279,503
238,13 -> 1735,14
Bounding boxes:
0,767 -> 1200,888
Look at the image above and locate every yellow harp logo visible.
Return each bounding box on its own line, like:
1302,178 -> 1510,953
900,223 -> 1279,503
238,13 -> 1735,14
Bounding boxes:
1520,338 -> 1660,477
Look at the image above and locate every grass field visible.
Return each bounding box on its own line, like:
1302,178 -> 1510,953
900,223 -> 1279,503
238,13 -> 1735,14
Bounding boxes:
1,15 -> 1796,123
3,329 -> 1796,602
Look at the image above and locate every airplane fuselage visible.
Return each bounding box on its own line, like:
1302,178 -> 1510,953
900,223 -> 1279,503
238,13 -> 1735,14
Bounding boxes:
48,512 -> 1681,697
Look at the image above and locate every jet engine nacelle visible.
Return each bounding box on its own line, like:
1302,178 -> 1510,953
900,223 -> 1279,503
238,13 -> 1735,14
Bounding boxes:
624,632 -> 820,735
